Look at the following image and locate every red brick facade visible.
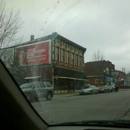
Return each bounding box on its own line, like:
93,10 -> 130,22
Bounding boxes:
85,60 -> 115,86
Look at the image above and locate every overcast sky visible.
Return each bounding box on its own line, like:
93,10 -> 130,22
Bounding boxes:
5,0 -> 130,72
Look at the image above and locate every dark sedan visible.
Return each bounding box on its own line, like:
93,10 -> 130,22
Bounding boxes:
98,86 -> 110,93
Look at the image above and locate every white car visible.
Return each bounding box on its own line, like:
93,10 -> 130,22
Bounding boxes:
20,81 -> 54,102
79,84 -> 99,95
109,85 -> 115,92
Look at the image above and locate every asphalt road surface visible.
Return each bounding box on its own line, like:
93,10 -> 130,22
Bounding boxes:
32,89 -> 130,124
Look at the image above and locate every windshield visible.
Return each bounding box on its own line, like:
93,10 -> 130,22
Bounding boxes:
1,0 -> 130,127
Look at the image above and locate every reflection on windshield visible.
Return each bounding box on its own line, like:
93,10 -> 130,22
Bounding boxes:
82,85 -> 91,89
20,83 -> 32,89
1,0 -> 130,126
98,86 -> 104,88
83,86 -> 89,89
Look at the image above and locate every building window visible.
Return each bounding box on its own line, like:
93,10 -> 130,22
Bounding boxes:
95,79 -> 104,83
82,56 -> 84,67
55,47 -> 59,61
74,55 -> 76,65
75,55 -> 78,66
71,53 -> 74,65
106,67 -> 109,74
78,56 -> 80,66
61,49 -> 64,62
66,51 -> 69,64
69,52 -> 71,64
80,56 -> 82,67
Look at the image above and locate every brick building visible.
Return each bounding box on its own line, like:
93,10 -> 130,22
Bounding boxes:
112,70 -> 129,88
1,32 -> 87,93
125,73 -> 130,88
85,60 -> 116,86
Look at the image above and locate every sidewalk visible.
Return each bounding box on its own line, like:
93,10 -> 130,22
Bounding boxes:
54,89 -> 125,98
55,89 -> 125,96
54,92 -> 79,97
119,89 -> 124,91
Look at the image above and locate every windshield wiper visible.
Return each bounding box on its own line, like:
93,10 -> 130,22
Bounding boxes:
58,120 -> 115,125
57,120 -> 130,127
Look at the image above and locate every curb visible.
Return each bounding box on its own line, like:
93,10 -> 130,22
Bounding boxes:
54,93 -> 79,96
66,93 -> 79,97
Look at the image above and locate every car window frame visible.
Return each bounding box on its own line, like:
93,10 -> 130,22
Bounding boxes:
45,82 -> 52,88
0,60 -> 48,129
33,82 -> 40,89
39,82 -> 46,88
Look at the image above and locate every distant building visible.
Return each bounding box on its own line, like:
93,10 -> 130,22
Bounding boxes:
125,73 -> 130,88
112,70 -> 129,88
1,32 -> 87,93
85,60 -> 116,86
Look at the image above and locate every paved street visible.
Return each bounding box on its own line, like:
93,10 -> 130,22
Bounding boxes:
31,89 -> 130,124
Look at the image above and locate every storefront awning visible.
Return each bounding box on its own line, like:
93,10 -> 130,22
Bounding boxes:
54,76 -> 88,81
54,67 -> 87,80
105,77 -> 111,82
113,78 -> 117,82
105,77 -> 117,82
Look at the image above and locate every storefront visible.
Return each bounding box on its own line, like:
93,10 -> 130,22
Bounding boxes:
105,77 -> 117,86
22,65 -> 52,83
54,67 -> 87,93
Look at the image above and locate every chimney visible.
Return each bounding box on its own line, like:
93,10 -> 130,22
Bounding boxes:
30,35 -> 34,41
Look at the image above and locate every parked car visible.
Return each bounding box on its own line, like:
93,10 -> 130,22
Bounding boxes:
104,85 -> 110,93
98,86 -> 110,93
79,84 -> 99,95
109,85 -> 115,92
20,82 -> 54,102
98,86 -> 106,93
115,85 -> 118,92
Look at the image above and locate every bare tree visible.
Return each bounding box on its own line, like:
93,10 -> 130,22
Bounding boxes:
122,67 -> 126,73
86,50 -> 105,85
0,1 -> 24,85
92,49 -> 104,61
0,1 -> 22,50
93,50 -> 105,85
